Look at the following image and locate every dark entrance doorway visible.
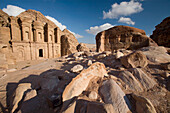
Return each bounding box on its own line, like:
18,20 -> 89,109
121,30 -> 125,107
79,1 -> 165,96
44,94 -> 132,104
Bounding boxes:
39,49 -> 43,57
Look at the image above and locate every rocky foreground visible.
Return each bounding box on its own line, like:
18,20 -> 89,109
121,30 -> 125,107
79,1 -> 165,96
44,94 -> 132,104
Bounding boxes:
0,45 -> 170,113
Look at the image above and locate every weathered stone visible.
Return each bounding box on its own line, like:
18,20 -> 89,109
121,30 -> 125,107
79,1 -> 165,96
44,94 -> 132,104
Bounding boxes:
0,9 -> 78,65
115,50 -> 124,59
77,43 -> 89,52
131,94 -> 157,113
0,53 -> 8,69
40,78 -> 59,91
141,46 -> 170,63
11,83 -> 32,113
24,89 -> 37,101
61,29 -> 79,56
160,72 -> 170,78
70,64 -> 84,73
87,60 -> 92,66
73,52 -> 84,58
62,62 -> 107,101
129,68 -> 156,90
7,68 -> 17,72
102,51 -> 112,56
100,79 -> 131,113
88,91 -> 98,100
96,25 -> 157,52
75,57 -> 83,61
150,16 -> 170,47
96,54 -> 106,60
121,51 -> 148,68
119,71 -> 143,92
161,62 -> 170,70
86,102 -> 116,113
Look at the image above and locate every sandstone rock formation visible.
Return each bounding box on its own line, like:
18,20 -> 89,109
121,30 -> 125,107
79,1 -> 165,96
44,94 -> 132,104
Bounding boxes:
119,71 -> 144,92
119,68 -> 156,92
140,46 -> 170,63
150,16 -> 170,47
11,83 -> 32,113
70,64 -> 84,73
61,29 -> 79,56
77,43 -> 89,52
96,25 -> 157,52
131,94 -> 157,113
0,45 -> 169,113
62,62 -> 107,101
0,9 -> 79,67
100,79 -> 131,113
120,51 -> 148,68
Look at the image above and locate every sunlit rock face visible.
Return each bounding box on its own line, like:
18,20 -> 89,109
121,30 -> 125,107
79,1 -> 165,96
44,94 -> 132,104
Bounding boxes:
96,25 -> 157,52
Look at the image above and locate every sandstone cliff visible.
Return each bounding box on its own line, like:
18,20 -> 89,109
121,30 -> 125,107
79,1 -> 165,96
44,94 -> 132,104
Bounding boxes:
150,16 -> 170,47
96,25 -> 157,52
61,29 -> 79,56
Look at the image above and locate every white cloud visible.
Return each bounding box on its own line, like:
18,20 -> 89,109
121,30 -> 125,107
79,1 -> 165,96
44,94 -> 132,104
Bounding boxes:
69,30 -> 84,38
86,23 -> 115,35
2,5 -> 26,16
118,17 -> 135,25
103,0 -> 143,19
45,16 -> 67,31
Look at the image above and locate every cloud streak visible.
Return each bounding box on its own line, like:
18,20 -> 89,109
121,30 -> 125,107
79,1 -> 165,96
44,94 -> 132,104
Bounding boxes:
118,17 -> 135,25
86,23 -> 115,35
103,0 -> 143,19
45,16 -> 67,31
2,5 -> 26,16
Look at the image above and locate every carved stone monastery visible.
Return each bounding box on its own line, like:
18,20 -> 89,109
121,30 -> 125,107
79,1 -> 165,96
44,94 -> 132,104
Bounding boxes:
0,9 -> 79,66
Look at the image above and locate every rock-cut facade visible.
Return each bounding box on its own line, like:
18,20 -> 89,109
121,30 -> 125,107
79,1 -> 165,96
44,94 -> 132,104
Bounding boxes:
0,9 -> 79,66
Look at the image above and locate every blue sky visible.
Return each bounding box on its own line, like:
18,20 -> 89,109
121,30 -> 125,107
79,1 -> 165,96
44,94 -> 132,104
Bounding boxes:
0,0 -> 170,44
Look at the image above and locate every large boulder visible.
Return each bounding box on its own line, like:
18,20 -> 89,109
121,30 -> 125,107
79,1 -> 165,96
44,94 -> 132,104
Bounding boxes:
150,16 -> 170,47
96,25 -> 157,52
119,69 -> 156,92
77,43 -> 89,52
140,46 -> 170,63
119,71 -> 143,92
99,79 -> 131,113
129,68 -> 156,90
131,94 -> 157,113
61,98 -> 115,113
11,83 -> 32,113
62,62 -> 107,102
70,64 -> 84,73
120,51 -> 148,68
61,29 -> 79,56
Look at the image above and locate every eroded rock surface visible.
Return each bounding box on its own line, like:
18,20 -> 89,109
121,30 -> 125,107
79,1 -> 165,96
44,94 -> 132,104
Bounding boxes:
141,46 -> 170,63
131,94 -> 157,113
151,16 -> 170,47
100,79 -> 131,113
121,51 -> 148,68
96,25 -> 157,52
62,62 -> 107,101
77,43 -> 89,52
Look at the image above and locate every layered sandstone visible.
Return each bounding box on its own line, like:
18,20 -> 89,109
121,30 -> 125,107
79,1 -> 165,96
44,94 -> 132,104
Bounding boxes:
0,9 -> 79,68
150,16 -> 170,47
96,25 -> 157,52
62,62 -> 107,101
61,29 -> 79,56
